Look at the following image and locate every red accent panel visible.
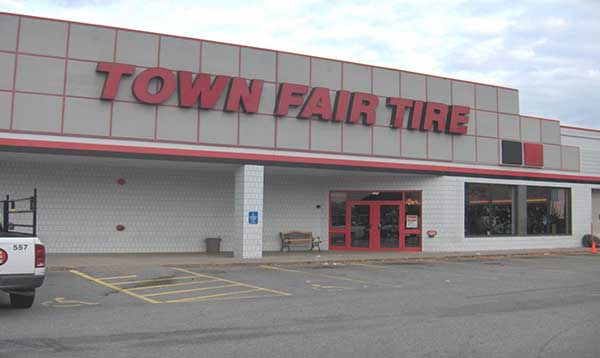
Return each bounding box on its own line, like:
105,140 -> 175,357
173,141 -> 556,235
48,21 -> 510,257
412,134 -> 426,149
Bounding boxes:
274,83 -> 308,116
1,137 -> 599,183
298,87 -> 332,121
96,62 -> 135,100
524,142 -> 544,167
224,77 -> 264,113
132,68 -> 177,104
422,102 -> 448,132
347,92 -> 379,125
177,72 -> 230,109
447,105 -> 470,134
386,97 -> 414,128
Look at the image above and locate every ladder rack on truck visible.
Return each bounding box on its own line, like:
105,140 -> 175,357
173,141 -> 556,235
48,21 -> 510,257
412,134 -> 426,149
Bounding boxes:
0,189 -> 37,237
0,189 -> 45,309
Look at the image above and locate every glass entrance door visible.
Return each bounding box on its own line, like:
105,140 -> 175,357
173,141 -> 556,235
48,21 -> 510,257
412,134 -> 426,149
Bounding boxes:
346,201 -> 404,250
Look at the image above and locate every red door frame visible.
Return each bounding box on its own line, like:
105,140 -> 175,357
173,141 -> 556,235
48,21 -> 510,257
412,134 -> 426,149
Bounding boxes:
329,190 -> 423,252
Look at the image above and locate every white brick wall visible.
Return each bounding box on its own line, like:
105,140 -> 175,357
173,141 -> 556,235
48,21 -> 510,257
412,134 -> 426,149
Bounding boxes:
1,152 -> 595,254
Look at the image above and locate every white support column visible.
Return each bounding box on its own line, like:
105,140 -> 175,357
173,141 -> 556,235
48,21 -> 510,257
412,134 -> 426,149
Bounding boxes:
233,164 -> 264,258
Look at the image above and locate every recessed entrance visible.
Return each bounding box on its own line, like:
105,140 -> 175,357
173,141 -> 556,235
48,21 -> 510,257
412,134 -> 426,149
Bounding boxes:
329,191 -> 422,251
593,190 -> 600,237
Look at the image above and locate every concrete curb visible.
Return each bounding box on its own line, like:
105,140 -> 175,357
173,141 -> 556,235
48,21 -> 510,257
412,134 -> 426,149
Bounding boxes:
46,249 -> 594,272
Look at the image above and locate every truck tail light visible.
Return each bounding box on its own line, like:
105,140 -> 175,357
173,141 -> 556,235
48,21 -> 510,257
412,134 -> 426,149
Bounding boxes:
35,244 -> 45,268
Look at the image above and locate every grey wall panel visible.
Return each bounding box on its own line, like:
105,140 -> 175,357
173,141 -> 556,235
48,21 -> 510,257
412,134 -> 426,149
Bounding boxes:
400,72 -> 426,100
201,42 -> 239,77
428,132 -> 452,160
13,93 -> 62,133
239,114 -> 275,147
66,60 -> 107,98
199,110 -> 237,145
111,102 -> 155,139
342,123 -> 371,154
241,47 -> 276,82
63,97 -> 111,136
159,36 -> 200,72
453,135 -> 476,162
372,67 -> 399,97
373,126 -> 400,156
561,146 -> 580,171
520,116 -> 541,142
311,58 -> 341,90
0,14 -> 18,51
451,81 -> 475,108
69,24 -> 115,62
116,30 -> 158,68
401,129 -> 427,158
465,110 -> 476,135
19,18 -> 67,57
427,77 -> 451,104
543,144 -> 561,169
343,63 -> 371,93
258,82 -> 276,114
498,88 -> 518,114
477,137 -> 499,164
541,120 -> 561,144
276,117 -> 309,150
0,92 -> 10,129
375,96 -> 394,126
277,53 -> 309,85
498,113 -> 520,140
476,110 -> 498,137
475,84 -> 497,111
16,55 -> 65,95
156,106 -> 197,142
310,120 -> 341,152
0,52 -> 14,90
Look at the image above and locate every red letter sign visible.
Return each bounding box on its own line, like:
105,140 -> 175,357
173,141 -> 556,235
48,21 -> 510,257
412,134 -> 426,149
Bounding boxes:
275,83 -> 309,116
422,102 -> 449,132
96,62 -> 135,100
447,105 -> 470,134
333,90 -> 351,122
386,97 -> 414,128
224,78 -> 264,113
132,68 -> 177,104
178,72 -> 230,109
347,92 -> 379,125
298,87 -> 332,120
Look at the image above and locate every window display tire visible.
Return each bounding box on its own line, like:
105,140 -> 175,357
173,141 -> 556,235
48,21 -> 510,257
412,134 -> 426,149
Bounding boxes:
581,234 -> 600,248
10,291 -> 35,309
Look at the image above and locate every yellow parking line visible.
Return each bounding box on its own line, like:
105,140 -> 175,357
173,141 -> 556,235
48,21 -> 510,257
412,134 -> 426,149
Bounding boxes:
111,275 -> 197,286
172,267 -> 291,296
143,284 -> 240,298
162,289 -> 261,304
125,279 -> 219,292
260,265 -> 403,288
97,275 -> 138,281
70,270 -> 161,304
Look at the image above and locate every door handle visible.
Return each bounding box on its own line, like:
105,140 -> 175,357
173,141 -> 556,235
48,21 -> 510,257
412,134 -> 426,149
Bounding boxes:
378,224 -> 382,229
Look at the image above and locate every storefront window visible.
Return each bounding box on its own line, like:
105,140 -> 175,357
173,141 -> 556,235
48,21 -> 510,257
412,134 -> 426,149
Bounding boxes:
527,187 -> 570,235
330,192 -> 346,230
465,184 -> 515,236
405,192 -> 421,230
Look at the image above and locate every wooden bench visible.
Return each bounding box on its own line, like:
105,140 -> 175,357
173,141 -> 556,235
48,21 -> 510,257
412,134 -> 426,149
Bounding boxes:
279,231 -> 321,252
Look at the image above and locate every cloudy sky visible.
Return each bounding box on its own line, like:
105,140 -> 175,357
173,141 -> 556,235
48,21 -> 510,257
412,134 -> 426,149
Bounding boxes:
1,0 -> 599,128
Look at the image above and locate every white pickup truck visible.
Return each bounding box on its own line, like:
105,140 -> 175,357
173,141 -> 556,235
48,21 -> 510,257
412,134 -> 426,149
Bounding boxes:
0,190 -> 45,308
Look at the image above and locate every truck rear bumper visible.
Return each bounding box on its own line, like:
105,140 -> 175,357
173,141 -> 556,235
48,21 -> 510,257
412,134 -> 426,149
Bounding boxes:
0,274 -> 45,292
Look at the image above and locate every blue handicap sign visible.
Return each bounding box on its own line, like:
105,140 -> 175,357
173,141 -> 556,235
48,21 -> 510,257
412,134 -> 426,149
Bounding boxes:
248,211 -> 259,225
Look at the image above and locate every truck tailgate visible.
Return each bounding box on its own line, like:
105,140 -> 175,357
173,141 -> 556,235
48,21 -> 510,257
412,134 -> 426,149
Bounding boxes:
0,238 -> 35,275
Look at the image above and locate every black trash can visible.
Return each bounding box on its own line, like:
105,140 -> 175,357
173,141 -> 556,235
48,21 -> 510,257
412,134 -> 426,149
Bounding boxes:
205,237 -> 222,254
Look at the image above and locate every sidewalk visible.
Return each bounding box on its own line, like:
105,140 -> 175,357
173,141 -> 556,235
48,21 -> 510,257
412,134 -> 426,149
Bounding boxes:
47,248 -> 593,271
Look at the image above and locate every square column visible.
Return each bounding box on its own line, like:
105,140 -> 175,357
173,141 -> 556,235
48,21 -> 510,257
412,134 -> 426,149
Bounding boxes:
233,165 -> 264,258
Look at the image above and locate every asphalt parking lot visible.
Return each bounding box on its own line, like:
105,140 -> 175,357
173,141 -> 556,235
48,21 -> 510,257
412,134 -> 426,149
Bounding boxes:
1,255 -> 599,358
